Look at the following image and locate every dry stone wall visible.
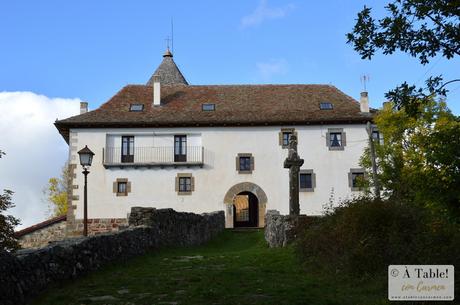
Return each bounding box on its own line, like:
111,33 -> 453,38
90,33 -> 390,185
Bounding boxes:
264,210 -> 318,247
0,208 -> 224,305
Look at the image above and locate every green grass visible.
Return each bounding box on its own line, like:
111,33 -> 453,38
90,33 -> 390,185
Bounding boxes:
32,230 -> 388,305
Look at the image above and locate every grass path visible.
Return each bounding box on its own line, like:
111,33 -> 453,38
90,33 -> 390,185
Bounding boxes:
32,230 -> 387,305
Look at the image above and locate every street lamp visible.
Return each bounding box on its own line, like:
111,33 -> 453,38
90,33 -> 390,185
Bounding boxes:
77,145 -> 94,237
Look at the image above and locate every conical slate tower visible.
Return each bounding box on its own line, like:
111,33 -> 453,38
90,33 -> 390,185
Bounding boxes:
146,48 -> 188,85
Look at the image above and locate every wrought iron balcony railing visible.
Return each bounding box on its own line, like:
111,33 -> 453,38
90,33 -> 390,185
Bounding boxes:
103,146 -> 204,167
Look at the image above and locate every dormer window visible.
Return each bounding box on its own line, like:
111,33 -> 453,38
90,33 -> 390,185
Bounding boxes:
320,102 -> 333,110
129,104 -> 144,112
202,103 -> 215,111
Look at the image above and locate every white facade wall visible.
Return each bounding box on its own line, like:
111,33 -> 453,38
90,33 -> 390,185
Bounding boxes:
70,125 -> 368,222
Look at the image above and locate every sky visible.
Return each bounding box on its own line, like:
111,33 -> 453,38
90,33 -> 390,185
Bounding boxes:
0,0 -> 459,228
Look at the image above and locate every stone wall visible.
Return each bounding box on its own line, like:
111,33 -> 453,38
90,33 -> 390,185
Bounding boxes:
0,208 -> 225,305
72,218 -> 129,236
264,210 -> 317,247
17,220 -> 67,249
17,217 -> 129,249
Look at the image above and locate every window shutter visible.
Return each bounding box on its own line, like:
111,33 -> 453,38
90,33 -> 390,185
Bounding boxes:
348,172 -> 353,188
191,177 -> 195,191
312,173 -> 316,189
127,182 -> 131,193
250,156 -> 255,171
342,132 -> 347,147
235,156 -> 240,171
175,177 -> 179,192
278,131 -> 283,146
113,182 -> 117,193
326,132 -> 331,147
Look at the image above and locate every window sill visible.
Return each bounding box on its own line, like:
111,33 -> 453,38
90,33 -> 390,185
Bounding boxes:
299,188 -> 314,192
177,191 -> 193,196
237,170 -> 253,174
328,146 -> 345,151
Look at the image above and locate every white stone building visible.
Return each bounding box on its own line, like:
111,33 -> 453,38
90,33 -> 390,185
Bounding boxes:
55,49 -> 375,235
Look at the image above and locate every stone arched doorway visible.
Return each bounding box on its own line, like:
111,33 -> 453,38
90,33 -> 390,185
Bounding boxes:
223,182 -> 267,228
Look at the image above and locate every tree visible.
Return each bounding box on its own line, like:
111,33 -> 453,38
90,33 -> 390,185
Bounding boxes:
43,162 -> 69,217
347,0 -> 460,116
0,151 -> 21,251
360,99 -> 460,220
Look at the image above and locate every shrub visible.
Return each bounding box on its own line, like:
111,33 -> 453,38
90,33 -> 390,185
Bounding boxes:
296,197 -> 460,279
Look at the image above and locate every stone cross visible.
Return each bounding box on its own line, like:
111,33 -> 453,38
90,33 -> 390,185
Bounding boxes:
283,134 -> 304,216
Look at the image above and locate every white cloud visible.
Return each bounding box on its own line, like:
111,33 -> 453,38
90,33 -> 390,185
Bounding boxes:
241,0 -> 295,28
256,58 -> 288,80
0,92 -> 81,229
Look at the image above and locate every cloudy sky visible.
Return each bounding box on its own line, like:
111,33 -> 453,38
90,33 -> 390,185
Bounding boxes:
0,93 -> 80,228
0,0 -> 459,228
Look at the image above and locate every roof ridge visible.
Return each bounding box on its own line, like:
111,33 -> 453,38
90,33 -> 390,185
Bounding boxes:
125,83 -> 338,88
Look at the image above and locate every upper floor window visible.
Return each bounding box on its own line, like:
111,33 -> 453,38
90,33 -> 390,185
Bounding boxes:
326,128 -> 346,151
279,128 -> 297,148
299,169 -> 316,192
202,103 -> 215,111
121,136 -> 134,163
372,129 -> 383,145
330,132 -> 342,147
283,132 -> 291,147
372,130 -> 379,140
236,153 -> 254,174
320,102 -> 333,110
129,104 -> 144,112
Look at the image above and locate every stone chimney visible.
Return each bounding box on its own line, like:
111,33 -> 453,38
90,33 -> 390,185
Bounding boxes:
153,75 -> 161,106
80,102 -> 88,114
360,92 -> 369,113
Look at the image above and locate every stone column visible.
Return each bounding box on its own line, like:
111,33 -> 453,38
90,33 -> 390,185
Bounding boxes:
283,135 -> 304,216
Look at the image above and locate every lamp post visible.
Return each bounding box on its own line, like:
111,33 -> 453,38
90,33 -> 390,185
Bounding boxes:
77,145 -> 94,237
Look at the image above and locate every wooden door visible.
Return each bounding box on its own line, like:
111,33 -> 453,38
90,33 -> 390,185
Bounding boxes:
121,136 -> 134,163
174,135 -> 187,162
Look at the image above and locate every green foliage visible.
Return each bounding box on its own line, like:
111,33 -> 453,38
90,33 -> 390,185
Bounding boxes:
347,1 -> 459,64
0,151 -> 20,252
361,100 -> 460,219
297,197 -> 460,280
43,163 -> 69,217
347,0 -> 460,115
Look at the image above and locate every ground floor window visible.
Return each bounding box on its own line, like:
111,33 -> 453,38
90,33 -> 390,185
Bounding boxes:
179,177 -> 192,192
175,173 -> 195,195
299,169 -> 316,192
348,168 -> 366,191
113,178 -> 131,196
236,153 -> 254,174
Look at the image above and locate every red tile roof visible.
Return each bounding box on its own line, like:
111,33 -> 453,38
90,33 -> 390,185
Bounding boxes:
55,84 -> 374,143
15,215 -> 67,238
